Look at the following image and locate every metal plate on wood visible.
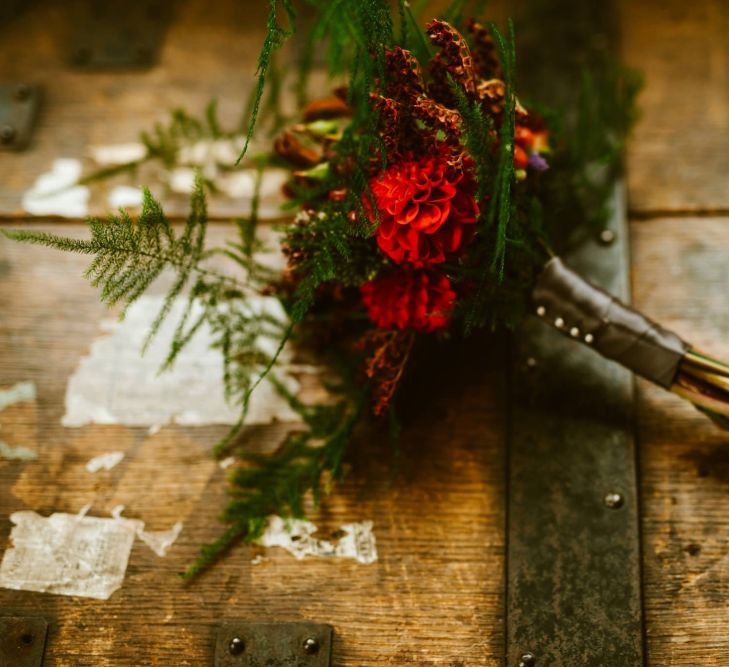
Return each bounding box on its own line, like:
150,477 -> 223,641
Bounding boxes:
0,617 -> 48,667
506,185 -> 644,666
69,0 -> 175,69
0,83 -> 40,151
214,622 -> 332,667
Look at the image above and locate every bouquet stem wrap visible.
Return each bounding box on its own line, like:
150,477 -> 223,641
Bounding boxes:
532,256 -> 689,388
533,256 -> 729,426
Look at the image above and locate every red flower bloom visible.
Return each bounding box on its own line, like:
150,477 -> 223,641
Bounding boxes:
368,156 -> 478,266
361,270 -> 456,332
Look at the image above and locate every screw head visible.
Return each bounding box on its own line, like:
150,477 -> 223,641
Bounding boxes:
536,305 -> 546,317
14,84 -> 30,102
598,229 -> 616,245
584,333 -> 594,344
554,317 -> 565,329
0,125 -> 16,144
604,492 -> 624,509
303,637 -> 320,655
136,46 -> 152,64
228,636 -> 245,655
519,652 -> 536,666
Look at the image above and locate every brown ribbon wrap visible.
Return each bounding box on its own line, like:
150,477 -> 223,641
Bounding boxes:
532,256 -> 690,388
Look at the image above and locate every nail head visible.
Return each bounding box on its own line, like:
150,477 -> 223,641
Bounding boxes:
303,637 -> 320,655
14,84 -> 30,102
598,229 -> 616,245
554,317 -> 564,329
229,637 -> 245,655
604,492 -> 624,509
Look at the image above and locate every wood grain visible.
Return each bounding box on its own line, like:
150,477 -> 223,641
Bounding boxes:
620,0 -> 729,213
622,1 -> 729,663
631,217 -> 729,665
0,223 -> 507,666
4,1 -> 729,664
0,0 -> 303,221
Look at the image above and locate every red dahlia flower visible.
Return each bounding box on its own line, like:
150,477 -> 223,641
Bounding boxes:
361,271 -> 456,333
368,156 -> 478,266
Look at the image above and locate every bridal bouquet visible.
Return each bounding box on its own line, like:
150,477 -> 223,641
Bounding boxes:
6,1 -> 729,576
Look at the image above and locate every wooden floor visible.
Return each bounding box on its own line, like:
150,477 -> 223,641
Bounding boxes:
1,0 -> 728,665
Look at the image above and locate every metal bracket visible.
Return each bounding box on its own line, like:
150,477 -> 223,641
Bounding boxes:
69,0 -> 175,69
214,622 -> 332,667
0,617 -> 48,667
0,83 -> 40,151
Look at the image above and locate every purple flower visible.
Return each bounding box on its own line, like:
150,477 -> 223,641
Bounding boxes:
528,153 -> 549,172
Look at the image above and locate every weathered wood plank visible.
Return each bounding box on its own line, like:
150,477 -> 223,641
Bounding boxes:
620,0 -> 729,213
631,217 -> 729,665
0,223 -> 506,665
0,0 -> 298,221
5,2 -> 729,664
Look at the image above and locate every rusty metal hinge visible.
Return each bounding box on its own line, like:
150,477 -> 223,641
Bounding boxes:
214,622 -> 332,667
0,617 -> 48,667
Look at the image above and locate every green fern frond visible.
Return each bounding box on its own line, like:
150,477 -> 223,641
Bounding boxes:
236,0 -> 296,165
449,78 -> 496,207
487,19 -> 516,279
183,382 -> 368,579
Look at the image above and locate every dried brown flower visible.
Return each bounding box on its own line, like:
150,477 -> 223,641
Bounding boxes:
302,96 -> 352,122
274,131 -> 321,167
466,18 -> 502,79
359,329 -> 415,416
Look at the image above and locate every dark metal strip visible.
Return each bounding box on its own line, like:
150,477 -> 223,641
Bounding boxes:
506,185 -> 644,666
0,616 -> 49,667
0,83 -> 40,152
214,621 -> 332,667
69,0 -> 176,69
